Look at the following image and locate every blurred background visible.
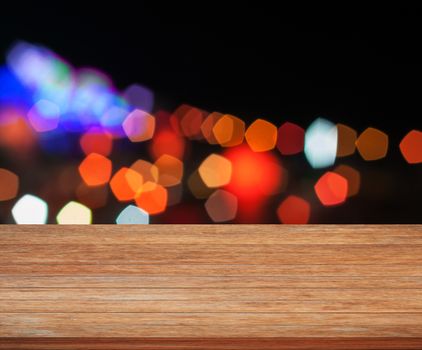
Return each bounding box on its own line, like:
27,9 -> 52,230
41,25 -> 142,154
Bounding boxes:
0,3 -> 421,224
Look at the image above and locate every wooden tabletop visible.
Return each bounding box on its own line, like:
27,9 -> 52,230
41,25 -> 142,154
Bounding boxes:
1,225 -> 422,349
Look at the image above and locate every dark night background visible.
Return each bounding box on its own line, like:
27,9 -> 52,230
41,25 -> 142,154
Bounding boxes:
0,4 -> 421,223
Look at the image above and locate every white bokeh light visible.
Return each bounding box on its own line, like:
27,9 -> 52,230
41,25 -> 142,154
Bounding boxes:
304,118 -> 338,168
12,194 -> 48,224
116,205 -> 149,224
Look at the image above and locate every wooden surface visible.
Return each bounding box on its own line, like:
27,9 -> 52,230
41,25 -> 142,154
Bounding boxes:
1,225 -> 422,349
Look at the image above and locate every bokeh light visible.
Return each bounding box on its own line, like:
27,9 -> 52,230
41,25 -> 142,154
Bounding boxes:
27,99 -> 60,132
154,154 -> 184,187
0,168 -> 19,201
356,127 -> 388,161
336,123 -> 357,157
135,182 -> 168,215
150,128 -> 185,160
130,159 -> 159,183
277,195 -> 310,224
201,111 -> 223,144
205,189 -> 238,222
0,40 -> 420,224
78,153 -> 112,186
122,109 -> 155,142
198,154 -> 232,188
304,118 -> 338,168
79,127 -> 113,156
314,171 -> 348,206
110,167 -> 143,201
224,145 -> 283,198
56,201 -> 92,224
213,114 -> 245,147
123,84 -> 154,113
245,119 -> 278,152
12,194 -> 48,224
400,130 -> 422,164
334,164 -> 361,197
116,204 -> 149,224
276,122 -> 304,155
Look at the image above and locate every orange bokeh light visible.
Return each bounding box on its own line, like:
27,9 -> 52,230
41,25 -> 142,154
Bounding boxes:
245,119 -> 278,152
154,154 -> 184,187
130,159 -> 159,183
336,123 -> 357,157
135,182 -> 168,215
213,114 -> 245,147
78,153 -> 112,186
201,111 -> 223,144
277,195 -> 310,224
314,171 -> 348,206
400,130 -> 422,164
356,127 -> 388,161
0,168 -> 19,201
79,128 -> 113,156
110,167 -> 143,201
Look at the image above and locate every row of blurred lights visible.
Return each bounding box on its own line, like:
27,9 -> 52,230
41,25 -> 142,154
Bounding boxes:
0,41 -> 421,224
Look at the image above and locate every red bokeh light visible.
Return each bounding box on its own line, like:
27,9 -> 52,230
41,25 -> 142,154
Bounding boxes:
223,145 -> 283,222
314,171 -> 348,206
277,195 -> 310,224
277,122 -> 304,155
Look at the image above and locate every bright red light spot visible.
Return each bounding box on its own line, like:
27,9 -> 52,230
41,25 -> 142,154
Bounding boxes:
314,171 -> 348,206
223,145 -> 283,199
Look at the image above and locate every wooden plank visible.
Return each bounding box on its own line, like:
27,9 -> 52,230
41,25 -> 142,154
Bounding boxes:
2,244 -> 422,264
2,338 -> 422,350
5,299 -> 422,313
2,276 -> 422,288
3,264 -> 422,276
1,287 -> 422,301
3,313 -> 422,337
0,225 -> 421,245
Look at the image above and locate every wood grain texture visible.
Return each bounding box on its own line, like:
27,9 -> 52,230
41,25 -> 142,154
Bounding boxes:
1,225 -> 422,349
